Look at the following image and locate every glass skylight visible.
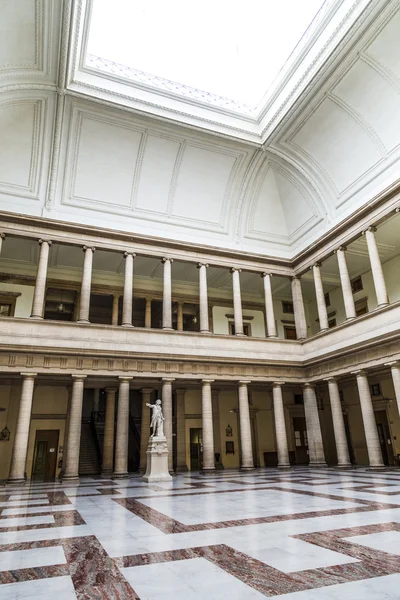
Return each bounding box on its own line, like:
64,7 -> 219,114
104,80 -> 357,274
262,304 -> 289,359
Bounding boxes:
87,0 -> 327,111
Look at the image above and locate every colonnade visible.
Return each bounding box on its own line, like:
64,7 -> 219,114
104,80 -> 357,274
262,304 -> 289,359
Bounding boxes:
7,360 -> 400,483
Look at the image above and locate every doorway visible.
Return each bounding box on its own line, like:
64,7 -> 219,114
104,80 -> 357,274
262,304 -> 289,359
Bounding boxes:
292,417 -> 309,465
375,410 -> 395,466
190,428 -> 203,471
32,430 -> 59,481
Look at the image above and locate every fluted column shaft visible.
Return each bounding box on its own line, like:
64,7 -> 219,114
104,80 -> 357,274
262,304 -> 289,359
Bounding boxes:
175,389 -> 188,471
114,377 -> 132,478
231,268 -> 244,336
303,384 -> 326,466
162,258 -> 173,330
326,378 -> 351,467
177,302 -> 184,331
162,378 -> 174,471
272,383 -> 290,468
312,263 -> 329,331
364,227 -> 388,306
336,247 -> 356,319
291,277 -> 307,339
212,389 -> 223,466
201,380 -> 215,472
122,252 -> 135,327
139,388 -> 153,472
63,375 -> 86,480
8,373 -> 37,483
238,381 -> 254,470
198,263 -> 210,333
262,273 -> 277,337
145,297 -> 152,328
388,363 -> 400,416
102,387 -> 117,476
78,246 -> 95,323
112,295 -> 119,326
354,370 -> 384,468
31,240 -> 51,319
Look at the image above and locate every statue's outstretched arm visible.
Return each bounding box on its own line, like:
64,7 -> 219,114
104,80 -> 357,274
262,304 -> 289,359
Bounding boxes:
146,403 -> 155,408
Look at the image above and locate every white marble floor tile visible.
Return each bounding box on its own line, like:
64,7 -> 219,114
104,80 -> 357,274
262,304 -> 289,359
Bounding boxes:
273,573 -> 400,599
0,575 -> 76,599
343,530 -> 400,555
1,505 -> 72,516
0,525 -> 91,545
0,545 -> 66,570
0,515 -> 54,528
0,499 -> 49,507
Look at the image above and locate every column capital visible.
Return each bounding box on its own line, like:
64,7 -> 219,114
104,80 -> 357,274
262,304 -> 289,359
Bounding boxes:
231,267 -> 242,273
385,361 -> 399,368
119,376 -> 133,382
351,369 -> 367,376
20,372 -> 37,378
261,272 -> 272,278
303,382 -> 315,389
291,275 -> 301,282
323,376 -> 337,382
238,380 -> 251,386
335,245 -> 347,253
362,226 -> 377,235
202,379 -> 214,384
38,238 -> 52,246
197,262 -> 209,269
105,387 -> 118,394
83,245 -> 96,252
124,251 -> 136,258
162,377 -> 175,383
311,262 -> 322,269
272,381 -> 285,387
0,233 -> 5,240
162,257 -> 174,263
71,374 -> 87,380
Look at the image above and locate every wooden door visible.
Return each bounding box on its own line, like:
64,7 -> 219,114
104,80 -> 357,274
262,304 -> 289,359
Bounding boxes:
292,417 -> 309,465
32,430 -> 59,480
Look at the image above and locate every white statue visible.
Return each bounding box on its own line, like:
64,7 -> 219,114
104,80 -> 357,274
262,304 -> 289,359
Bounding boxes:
146,399 -> 165,438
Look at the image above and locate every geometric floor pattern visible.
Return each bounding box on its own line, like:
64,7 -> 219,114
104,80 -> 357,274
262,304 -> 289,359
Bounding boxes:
2,468 -> 400,598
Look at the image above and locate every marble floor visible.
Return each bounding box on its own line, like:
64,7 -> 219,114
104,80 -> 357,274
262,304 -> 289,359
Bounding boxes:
2,469 -> 400,598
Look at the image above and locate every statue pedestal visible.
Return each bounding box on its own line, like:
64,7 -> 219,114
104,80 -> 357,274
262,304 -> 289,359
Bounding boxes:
142,435 -> 172,483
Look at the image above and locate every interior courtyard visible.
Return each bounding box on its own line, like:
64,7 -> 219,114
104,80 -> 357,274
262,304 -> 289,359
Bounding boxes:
1,0 -> 400,597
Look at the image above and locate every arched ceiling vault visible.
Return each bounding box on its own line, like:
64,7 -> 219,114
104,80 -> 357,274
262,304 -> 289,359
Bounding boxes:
0,0 -> 399,260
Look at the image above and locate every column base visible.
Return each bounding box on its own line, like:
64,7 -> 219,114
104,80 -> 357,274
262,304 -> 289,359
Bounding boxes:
367,465 -> 387,471
336,464 -> 353,469
267,334 -> 278,339
121,323 -> 134,328
200,467 -> 216,475
175,465 -> 189,472
101,469 -> 113,478
162,327 -> 174,331
277,464 -> 291,470
62,475 -> 80,482
113,472 -> 129,479
6,477 -> 26,485
30,315 -> 43,320
309,462 -> 327,467
77,320 -> 90,324
235,333 -> 246,337
200,329 -> 211,334
240,465 -> 255,471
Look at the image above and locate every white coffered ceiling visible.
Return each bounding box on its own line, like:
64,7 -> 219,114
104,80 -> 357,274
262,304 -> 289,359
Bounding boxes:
0,0 -> 399,260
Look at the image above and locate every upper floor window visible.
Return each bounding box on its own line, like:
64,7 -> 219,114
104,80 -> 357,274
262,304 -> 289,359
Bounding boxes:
229,322 -> 251,336
282,301 -> 294,314
371,383 -> 381,396
351,276 -> 363,294
0,303 -> 12,316
294,394 -> 304,405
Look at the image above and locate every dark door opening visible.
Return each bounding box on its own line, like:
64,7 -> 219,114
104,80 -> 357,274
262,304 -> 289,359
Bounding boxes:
190,428 -> 203,471
292,417 -> 309,465
375,410 -> 394,466
32,430 -> 59,481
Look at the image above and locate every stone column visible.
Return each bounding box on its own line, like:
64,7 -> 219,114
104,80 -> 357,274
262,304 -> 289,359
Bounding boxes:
262,272 -> 277,338
198,263 -> 210,333
78,246 -> 95,323
31,240 -> 52,319
177,302 -> 184,331
145,297 -> 152,328
303,383 -> 326,466
175,389 -> 188,471
272,382 -> 290,468
93,388 -> 100,413
238,381 -> 254,470
364,226 -> 389,306
354,370 -> 384,468
102,387 -> 117,477
201,380 -> 215,473
139,388 -> 153,473
162,378 -> 175,471
387,362 -> 400,416
162,258 -> 173,330
291,276 -> 307,339
63,375 -> 86,481
312,263 -> 329,331
231,268 -> 244,336
325,377 -> 351,467
336,247 -> 356,320
212,389 -> 223,467
114,377 -> 132,478
8,373 -> 37,483
112,294 -> 119,326
0,232 -> 5,253
122,252 -> 135,327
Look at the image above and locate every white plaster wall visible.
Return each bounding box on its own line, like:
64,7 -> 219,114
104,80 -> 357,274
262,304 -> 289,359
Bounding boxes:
212,306 -> 266,337
0,282 -> 33,317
